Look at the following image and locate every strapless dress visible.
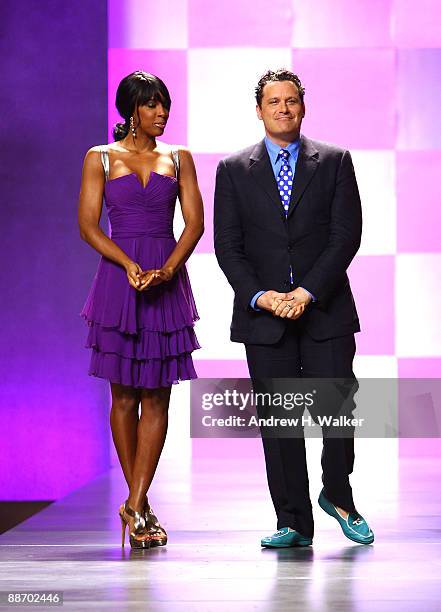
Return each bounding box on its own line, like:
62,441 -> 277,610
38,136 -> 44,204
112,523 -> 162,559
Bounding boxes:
80,147 -> 200,388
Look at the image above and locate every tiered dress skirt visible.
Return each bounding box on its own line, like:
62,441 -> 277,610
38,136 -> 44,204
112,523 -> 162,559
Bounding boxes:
80,234 -> 200,389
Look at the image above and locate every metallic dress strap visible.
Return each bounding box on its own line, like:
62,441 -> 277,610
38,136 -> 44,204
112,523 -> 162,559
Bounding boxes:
100,145 -> 110,181
171,148 -> 180,179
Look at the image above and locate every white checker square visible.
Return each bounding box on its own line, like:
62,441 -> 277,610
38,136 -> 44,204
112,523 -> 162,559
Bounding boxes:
353,356 -> 398,378
186,253 -> 246,360
396,254 -> 441,357
351,150 -> 396,255
188,48 -> 292,153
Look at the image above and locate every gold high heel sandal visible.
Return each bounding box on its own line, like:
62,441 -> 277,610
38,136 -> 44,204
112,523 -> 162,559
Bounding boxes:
119,500 -> 151,549
144,499 -> 167,547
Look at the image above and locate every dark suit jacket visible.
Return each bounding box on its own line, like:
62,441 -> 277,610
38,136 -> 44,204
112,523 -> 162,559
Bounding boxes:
214,134 -> 362,345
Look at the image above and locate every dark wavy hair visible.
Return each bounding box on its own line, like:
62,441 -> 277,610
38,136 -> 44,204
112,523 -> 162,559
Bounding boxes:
255,69 -> 305,107
112,70 -> 172,141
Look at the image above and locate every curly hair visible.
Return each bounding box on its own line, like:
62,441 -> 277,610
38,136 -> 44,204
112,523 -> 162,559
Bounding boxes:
255,69 -> 305,107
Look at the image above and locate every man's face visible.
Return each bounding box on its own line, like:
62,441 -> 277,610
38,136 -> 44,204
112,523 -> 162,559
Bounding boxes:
256,80 -> 305,140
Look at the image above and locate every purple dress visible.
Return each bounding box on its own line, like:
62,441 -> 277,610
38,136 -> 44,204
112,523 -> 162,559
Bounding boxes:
80,145 -> 200,389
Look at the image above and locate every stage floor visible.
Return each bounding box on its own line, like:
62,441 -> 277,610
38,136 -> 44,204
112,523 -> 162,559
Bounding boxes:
1,446 -> 440,611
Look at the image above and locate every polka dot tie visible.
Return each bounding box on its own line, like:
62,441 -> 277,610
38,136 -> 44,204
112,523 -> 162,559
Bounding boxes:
276,149 -> 294,285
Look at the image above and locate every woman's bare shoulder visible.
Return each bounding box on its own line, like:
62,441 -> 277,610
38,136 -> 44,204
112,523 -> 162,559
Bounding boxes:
166,144 -> 194,164
86,144 -> 110,154
82,145 -> 109,172
84,143 -> 123,164
83,144 -> 106,159
176,147 -> 196,169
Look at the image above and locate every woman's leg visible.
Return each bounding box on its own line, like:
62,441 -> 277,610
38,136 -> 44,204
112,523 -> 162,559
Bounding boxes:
110,383 -> 141,487
127,386 -> 171,512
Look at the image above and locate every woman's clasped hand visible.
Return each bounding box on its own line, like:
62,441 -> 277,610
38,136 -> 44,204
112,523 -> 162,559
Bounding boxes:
125,260 -> 173,291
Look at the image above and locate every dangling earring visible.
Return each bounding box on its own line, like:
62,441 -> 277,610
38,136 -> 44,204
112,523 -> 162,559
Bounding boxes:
130,116 -> 136,139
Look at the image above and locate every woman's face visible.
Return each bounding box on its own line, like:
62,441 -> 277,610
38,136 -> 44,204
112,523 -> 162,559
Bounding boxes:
135,96 -> 169,137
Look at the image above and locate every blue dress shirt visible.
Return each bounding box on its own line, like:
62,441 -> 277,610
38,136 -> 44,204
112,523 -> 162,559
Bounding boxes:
250,134 -> 316,311
264,135 -> 301,178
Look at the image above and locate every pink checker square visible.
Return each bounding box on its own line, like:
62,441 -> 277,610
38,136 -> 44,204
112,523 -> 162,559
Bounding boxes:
193,360 -> 250,378
400,439 -> 441,456
292,49 -> 396,149
397,151 -> 441,252
108,49 -> 187,146
393,0 -> 441,47
192,153 -> 226,253
188,0 -> 293,47
291,0 -> 393,48
398,358 -> 441,378
348,256 -> 395,355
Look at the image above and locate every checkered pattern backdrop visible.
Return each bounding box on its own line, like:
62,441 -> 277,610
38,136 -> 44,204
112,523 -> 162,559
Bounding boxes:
107,0 -> 441,384
104,0 -> 441,495
4,0 -> 439,504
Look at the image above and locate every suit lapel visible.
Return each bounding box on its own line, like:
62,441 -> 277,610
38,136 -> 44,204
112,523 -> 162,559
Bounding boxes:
249,136 -> 320,220
249,140 -> 286,221
287,135 -> 319,217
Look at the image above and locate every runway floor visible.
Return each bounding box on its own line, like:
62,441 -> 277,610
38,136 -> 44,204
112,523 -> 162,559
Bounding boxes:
1,444 -> 440,611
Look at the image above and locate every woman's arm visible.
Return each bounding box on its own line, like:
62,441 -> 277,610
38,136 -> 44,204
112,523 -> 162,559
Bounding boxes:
78,147 -> 142,289
140,147 -> 204,288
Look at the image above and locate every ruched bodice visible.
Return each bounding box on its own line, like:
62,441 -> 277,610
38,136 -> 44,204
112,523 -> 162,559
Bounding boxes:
80,146 -> 200,389
105,172 -> 178,239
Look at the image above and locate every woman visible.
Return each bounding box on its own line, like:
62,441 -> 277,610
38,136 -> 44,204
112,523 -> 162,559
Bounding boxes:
78,71 -> 204,549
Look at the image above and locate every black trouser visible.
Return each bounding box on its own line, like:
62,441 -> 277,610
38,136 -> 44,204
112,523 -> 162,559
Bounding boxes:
245,320 -> 358,539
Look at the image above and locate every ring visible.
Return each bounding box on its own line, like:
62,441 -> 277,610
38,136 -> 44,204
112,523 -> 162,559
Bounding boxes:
285,304 -> 292,310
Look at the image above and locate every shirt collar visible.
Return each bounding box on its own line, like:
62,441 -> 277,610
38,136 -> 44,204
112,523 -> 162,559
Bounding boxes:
264,134 -> 301,164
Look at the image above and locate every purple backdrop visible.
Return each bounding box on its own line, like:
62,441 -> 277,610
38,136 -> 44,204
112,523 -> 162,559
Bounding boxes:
0,1 -> 109,500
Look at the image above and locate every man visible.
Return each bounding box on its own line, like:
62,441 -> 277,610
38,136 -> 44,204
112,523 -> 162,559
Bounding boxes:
214,69 -> 373,547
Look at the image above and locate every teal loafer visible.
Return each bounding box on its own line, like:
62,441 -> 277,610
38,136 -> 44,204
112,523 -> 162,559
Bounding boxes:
261,527 -> 312,548
318,489 -> 374,545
